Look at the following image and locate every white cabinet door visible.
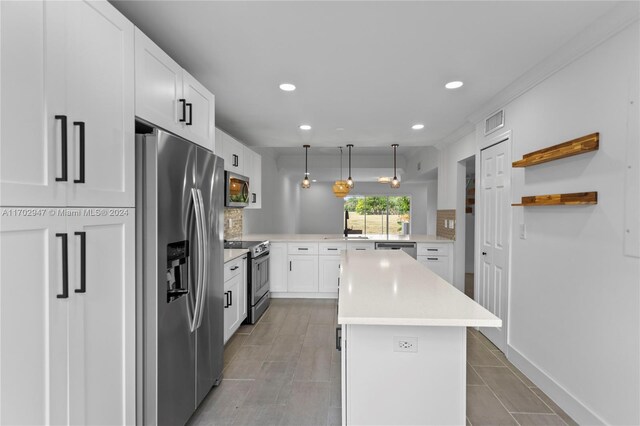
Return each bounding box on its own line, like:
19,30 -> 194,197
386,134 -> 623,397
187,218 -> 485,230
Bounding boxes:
1,1 -> 66,207
134,28 -> 183,137
243,146 -> 254,200
223,134 -> 244,175
214,128 -> 225,159
244,148 -> 262,209
417,255 -> 451,281
288,255 -> 319,292
67,211 -> 135,425
347,242 -> 375,251
223,275 -> 241,343
269,243 -> 288,292
0,214 -> 69,425
182,70 -> 215,151
319,256 -> 341,293
63,1 -> 134,207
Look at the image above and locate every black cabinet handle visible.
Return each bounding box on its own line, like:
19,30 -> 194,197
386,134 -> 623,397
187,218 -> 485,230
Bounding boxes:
289,261 -> 292,271
252,193 -> 256,203
73,122 -> 85,184
427,257 -> 439,261
224,291 -> 229,308
56,233 -> 69,299
427,248 -> 438,251
229,290 -> 233,306
298,248 -> 308,251
230,266 -> 239,271
74,231 -> 86,293
328,248 -> 338,251
186,103 -> 193,125
179,99 -> 187,122
232,154 -> 238,167
336,327 -> 341,351
55,115 -> 68,182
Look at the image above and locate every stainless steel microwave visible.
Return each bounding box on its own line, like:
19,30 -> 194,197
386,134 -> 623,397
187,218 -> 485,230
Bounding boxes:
225,171 -> 250,207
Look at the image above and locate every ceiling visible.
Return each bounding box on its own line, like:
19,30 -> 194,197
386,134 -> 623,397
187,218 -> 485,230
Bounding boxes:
112,1 -> 617,149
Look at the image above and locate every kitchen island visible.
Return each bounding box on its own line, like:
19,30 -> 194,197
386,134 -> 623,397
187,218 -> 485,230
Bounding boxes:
338,250 -> 500,425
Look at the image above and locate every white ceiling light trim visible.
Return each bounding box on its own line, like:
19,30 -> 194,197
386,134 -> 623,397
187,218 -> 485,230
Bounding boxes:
279,83 -> 296,91
445,81 -> 464,89
411,123 -> 425,130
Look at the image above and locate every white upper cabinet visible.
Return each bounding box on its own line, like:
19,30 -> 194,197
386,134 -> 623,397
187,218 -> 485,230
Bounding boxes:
217,128 -> 262,208
182,70 -> 215,151
244,147 -> 262,209
222,133 -> 245,175
1,0 -> 134,207
134,29 -> 215,152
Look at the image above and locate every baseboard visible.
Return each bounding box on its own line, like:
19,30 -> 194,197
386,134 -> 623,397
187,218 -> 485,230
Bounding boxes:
507,344 -> 606,425
271,292 -> 337,299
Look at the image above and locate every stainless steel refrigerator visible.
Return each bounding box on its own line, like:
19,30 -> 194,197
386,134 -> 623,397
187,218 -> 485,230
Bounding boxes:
136,128 -> 224,426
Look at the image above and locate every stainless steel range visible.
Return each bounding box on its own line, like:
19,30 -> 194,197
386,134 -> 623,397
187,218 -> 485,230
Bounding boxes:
224,240 -> 271,324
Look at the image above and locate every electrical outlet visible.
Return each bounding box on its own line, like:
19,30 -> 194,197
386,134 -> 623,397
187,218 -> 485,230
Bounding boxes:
228,219 -> 233,228
450,220 -> 455,230
393,336 -> 418,353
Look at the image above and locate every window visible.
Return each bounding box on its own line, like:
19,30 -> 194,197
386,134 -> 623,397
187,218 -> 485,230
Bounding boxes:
343,195 -> 410,235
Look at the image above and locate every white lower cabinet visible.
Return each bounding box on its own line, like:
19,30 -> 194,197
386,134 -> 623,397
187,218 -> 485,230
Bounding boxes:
417,255 -> 452,282
223,255 -> 247,343
287,255 -> 319,292
319,256 -> 341,293
0,210 -> 135,425
347,241 -> 375,251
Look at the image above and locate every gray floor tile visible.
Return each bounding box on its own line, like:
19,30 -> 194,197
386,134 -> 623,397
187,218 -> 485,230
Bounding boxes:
231,405 -> 285,426
278,313 -> 310,336
467,385 -> 518,426
223,358 -> 264,380
294,346 -> 332,382
243,378 -> 288,407
303,324 -> 334,348
279,381 -> 331,426
233,344 -> 272,362
467,335 -> 504,367
224,333 -> 248,366
258,361 -> 297,382
267,334 -> 304,362
467,364 -> 484,385
531,388 -> 578,426
188,380 -> 253,426
243,321 -> 281,345
491,349 -> 536,388
236,324 -> 256,335
329,379 -> 341,407
512,413 -> 567,425
309,305 -> 336,325
474,366 -> 552,414
261,304 -> 290,324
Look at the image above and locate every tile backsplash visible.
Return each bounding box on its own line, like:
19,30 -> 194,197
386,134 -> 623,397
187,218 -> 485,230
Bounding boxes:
436,209 -> 456,240
224,208 -> 243,240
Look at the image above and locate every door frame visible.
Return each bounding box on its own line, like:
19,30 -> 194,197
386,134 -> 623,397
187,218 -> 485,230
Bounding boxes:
474,129 -> 513,353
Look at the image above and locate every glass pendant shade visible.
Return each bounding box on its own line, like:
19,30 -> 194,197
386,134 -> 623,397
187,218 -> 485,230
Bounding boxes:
346,144 -> 354,189
301,145 -> 311,189
390,143 -> 400,189
346,177 -> 354,189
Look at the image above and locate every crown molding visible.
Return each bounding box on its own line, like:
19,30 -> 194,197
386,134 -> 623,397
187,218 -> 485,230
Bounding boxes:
467,1 -> 639,126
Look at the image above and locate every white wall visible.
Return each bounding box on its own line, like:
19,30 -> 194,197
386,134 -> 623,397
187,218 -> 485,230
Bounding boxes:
244,148 -> 300,234
425,180 -> 437,235
477,22 -> 638,425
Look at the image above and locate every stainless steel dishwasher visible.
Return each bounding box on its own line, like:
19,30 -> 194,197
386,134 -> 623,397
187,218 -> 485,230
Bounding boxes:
374,242 -> 417,259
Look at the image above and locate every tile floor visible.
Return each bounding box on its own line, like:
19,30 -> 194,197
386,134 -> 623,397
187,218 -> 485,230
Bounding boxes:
187,299 -> 577,426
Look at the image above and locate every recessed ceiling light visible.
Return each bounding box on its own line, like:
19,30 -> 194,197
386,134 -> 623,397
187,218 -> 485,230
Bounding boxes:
411,124 -> 425,130
299,124 -> 311,130
445,81 -> 464,89
312,179 -> 317,182
279,83 -> 296,91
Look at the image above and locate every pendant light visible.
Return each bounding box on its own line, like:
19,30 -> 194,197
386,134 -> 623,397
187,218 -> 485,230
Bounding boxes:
346,144 -> 354,189
301,144 -> 311,189
390,144 -> 400,189
332,147 -> 350,198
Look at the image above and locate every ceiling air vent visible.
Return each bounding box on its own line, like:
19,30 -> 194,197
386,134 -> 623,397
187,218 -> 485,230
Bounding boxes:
485,109 -> 505,136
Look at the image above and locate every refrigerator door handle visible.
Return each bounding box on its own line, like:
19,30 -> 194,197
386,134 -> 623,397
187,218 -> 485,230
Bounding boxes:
190,188 -> 205,332
194,189 -> 208,329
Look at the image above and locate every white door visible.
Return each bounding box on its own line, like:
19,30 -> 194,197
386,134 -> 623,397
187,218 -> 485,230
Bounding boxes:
478,140 -> 511,352
319,256 -> 341,293
288,255 -> 319,292
269,243 -> 288,292
134,28 -> 183,136
0,1 -> 66,206
63,1 -> 134,207
67,210 -> 135,425
0,214 -> 69,425
182,70 -> 215,151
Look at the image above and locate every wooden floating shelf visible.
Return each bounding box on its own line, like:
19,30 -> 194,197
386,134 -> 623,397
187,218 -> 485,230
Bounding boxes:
512,191 -> 597,207
512,132 -> 599,168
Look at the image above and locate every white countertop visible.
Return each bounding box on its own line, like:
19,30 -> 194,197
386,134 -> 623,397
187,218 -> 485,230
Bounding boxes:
338,250 -> 501,327
235,234 -> 453,243
224,248 -> 249,263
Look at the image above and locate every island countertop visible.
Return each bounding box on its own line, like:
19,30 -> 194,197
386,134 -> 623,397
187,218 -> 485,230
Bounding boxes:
234,234 -> 453,243
338,250 -> 501,327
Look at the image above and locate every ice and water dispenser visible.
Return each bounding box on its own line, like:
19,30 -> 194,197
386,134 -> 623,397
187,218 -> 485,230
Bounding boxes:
166,240 -> 189,302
